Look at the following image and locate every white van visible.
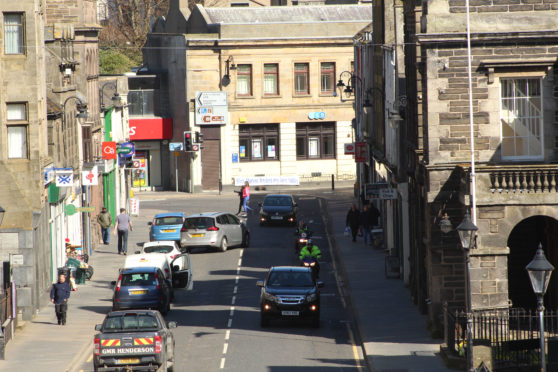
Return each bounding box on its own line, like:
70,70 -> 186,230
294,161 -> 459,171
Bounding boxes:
123,252 -> 193,291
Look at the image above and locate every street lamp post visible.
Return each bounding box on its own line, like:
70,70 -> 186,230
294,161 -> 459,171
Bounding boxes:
456,210 -> 478,372
526,243 -> 554,372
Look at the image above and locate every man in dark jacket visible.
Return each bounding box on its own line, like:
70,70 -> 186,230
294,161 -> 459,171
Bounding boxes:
50,274 -> 71,325
361,204 -> 381,245
346,203 -> 361,242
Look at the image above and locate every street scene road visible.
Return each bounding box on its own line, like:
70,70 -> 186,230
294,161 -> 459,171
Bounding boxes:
70,191 -> 363,371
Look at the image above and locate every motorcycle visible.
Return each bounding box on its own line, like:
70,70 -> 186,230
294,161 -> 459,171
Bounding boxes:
294,230 -> 312,254
301,256 -> 320,280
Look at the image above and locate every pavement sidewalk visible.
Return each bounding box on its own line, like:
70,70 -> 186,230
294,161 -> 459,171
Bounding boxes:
0,238 -> 130,371
324,189 -> 453,372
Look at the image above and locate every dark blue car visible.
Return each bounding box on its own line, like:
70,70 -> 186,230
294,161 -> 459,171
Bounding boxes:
148,213 -> 185,243
112,267 -> 171,315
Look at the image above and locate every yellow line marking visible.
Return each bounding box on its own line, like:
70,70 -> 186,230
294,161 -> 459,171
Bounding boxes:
87,353 -> 93,363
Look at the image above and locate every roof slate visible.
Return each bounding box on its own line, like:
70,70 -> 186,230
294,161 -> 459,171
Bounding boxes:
203,5 -> 372,24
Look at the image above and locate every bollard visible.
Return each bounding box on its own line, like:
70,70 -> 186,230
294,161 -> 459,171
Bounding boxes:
331,174 -> 335,190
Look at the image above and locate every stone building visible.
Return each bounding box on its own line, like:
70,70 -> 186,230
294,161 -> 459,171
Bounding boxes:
143,3 -> 371,191
0,0 -> 51,319
363,0 -> 558,338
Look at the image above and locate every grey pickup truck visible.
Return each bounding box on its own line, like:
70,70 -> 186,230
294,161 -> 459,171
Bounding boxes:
94,310 -> 176,372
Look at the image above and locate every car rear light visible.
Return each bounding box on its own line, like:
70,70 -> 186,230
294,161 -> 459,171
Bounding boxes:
155,335 -> 162,353
94,338 -> 100,356
116,274 -> 122,292
170,254 -> 179,260
207,226 -> 219,231
155,273 -> 160,290
180,227 -> 187,232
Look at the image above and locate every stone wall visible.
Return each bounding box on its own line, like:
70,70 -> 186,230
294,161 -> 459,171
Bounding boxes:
449,0 -> 558,13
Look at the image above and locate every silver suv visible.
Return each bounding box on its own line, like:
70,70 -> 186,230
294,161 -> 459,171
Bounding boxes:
180,212 -> 250,252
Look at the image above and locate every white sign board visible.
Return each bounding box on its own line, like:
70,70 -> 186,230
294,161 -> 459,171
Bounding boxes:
82,166 -> 99,186
234,176 -> 300,187
195,91 -> 228,126
344,143 -> 355,155
56,170 -> 74,187
379,188 -> 398,200
10,254 -> 24,266
129,198 -> 140,216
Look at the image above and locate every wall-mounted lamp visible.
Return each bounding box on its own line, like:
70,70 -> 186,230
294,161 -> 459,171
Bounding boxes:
222,57 -> 236,87
0,205 -> 5,226
336,71 -> 363,101
439,213 -> 452,234
100,81 -> 120,111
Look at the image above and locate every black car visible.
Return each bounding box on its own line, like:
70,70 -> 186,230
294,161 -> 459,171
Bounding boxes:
257,266 -> 323,327
259,194 -> 297,226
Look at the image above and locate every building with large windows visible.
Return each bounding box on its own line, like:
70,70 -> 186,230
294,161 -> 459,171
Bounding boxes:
143,3 -> 371,191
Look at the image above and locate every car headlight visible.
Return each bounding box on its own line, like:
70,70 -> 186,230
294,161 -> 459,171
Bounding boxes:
306,293 -> 317,302
299,239 -> 307,243
263,292 -> 277,302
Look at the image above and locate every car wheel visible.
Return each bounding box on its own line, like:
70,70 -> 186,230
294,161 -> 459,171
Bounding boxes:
160,352 -> 168,372
260,313 -> 270,327
241,232 -> 250,248
311,314 -> 320,328
219,237 -> 228,252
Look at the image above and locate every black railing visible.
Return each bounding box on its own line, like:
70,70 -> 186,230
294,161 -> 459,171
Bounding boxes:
445,306 -> 558,371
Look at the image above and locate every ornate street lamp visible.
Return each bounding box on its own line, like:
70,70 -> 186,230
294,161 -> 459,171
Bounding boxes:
0,205 -> 5,226
456,210 -> 478,372
526,243 -> 554,372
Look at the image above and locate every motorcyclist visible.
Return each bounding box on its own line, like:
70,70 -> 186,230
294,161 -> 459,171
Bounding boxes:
296,221 -> 309,235
299,239 -> 322,261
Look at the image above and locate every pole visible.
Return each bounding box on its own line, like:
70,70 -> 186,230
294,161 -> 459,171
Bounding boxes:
175,155 -> 178,193
538,295 -> 546,372
331,174 -> 335,191
465,0 -> 477,224
465,249 -> 475,372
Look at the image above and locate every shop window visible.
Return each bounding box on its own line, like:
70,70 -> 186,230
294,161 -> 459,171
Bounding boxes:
263,63 -> 279,96
237,64 -> 252,96
320,62 -> 335,95
296,122 -> 335,160
239,124 -> 279,161
500,78 -> 543,160
128,90 -> 154,116
294,63 -> 309,95
4,13 -> 24,55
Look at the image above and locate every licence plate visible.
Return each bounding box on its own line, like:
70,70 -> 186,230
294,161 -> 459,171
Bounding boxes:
190,233 -> 204,238
130,290 -> 147,295
271,216 -> 283,220
281,311 -> 300,316
162,229 -> 176,233
117,358 -> 140,364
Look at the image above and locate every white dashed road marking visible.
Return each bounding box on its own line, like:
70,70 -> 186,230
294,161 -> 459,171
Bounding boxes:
221,249 -> 244,369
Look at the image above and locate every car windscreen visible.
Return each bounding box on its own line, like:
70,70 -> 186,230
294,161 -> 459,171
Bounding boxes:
144,246 -> 173,254
267,271 -> 313,287
264,197 -> 292,207
121,273 -> 156,287
183,217 -> 214,230
103,314 -> 159,332
154,217 -> 183,225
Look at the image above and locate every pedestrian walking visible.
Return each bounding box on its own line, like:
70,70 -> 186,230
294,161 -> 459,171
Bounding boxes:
114,208 -> 133,255
345,203 -> 361,242
234,184 -> 245,214
50,273 -> 71,325
361,204 -> 381,245
96,206 -> 112,245
242,181 -> 252,213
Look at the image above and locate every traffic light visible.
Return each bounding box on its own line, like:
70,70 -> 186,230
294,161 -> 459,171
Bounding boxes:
195,131 -> 204,149
184,131 -> 193,152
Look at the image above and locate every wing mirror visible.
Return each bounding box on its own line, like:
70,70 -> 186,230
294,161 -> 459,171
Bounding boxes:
147,221 -> 152,226
110,280 -> 116,286
317,281 -> 325,288
135,250 -> 140,254
95,324 -> 102,331
167,321 -> 177,329
256,280 -> 264,287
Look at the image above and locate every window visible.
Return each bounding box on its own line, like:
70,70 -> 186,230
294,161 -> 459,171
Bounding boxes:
294,63 -> 309,95
128,90 -> 154,116
239,124 -> 279,161
263,64 -> 279,96
4,13 -> 24,54
6,103 -> 28,159
296,122 -> 335,159
320,62 -> 335,94
237,64 -> 252,96
500,78 -> 543,160
82,126 -> 92,163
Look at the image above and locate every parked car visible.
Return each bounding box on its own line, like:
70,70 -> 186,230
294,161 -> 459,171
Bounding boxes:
148,213 -> 185,243
94,309 -> 176,372
180,212 -> 250,252
259,194 -> 297,226
138,241 -> 183,266
257,266 -> 323,328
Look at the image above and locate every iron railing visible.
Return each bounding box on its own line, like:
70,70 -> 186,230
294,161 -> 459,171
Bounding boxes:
445,306 -> 558,371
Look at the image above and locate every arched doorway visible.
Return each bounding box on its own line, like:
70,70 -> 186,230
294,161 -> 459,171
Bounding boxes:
507,215 -> 558,310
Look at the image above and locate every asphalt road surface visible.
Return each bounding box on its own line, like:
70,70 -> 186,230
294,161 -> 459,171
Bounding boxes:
76,192 -> 363,372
